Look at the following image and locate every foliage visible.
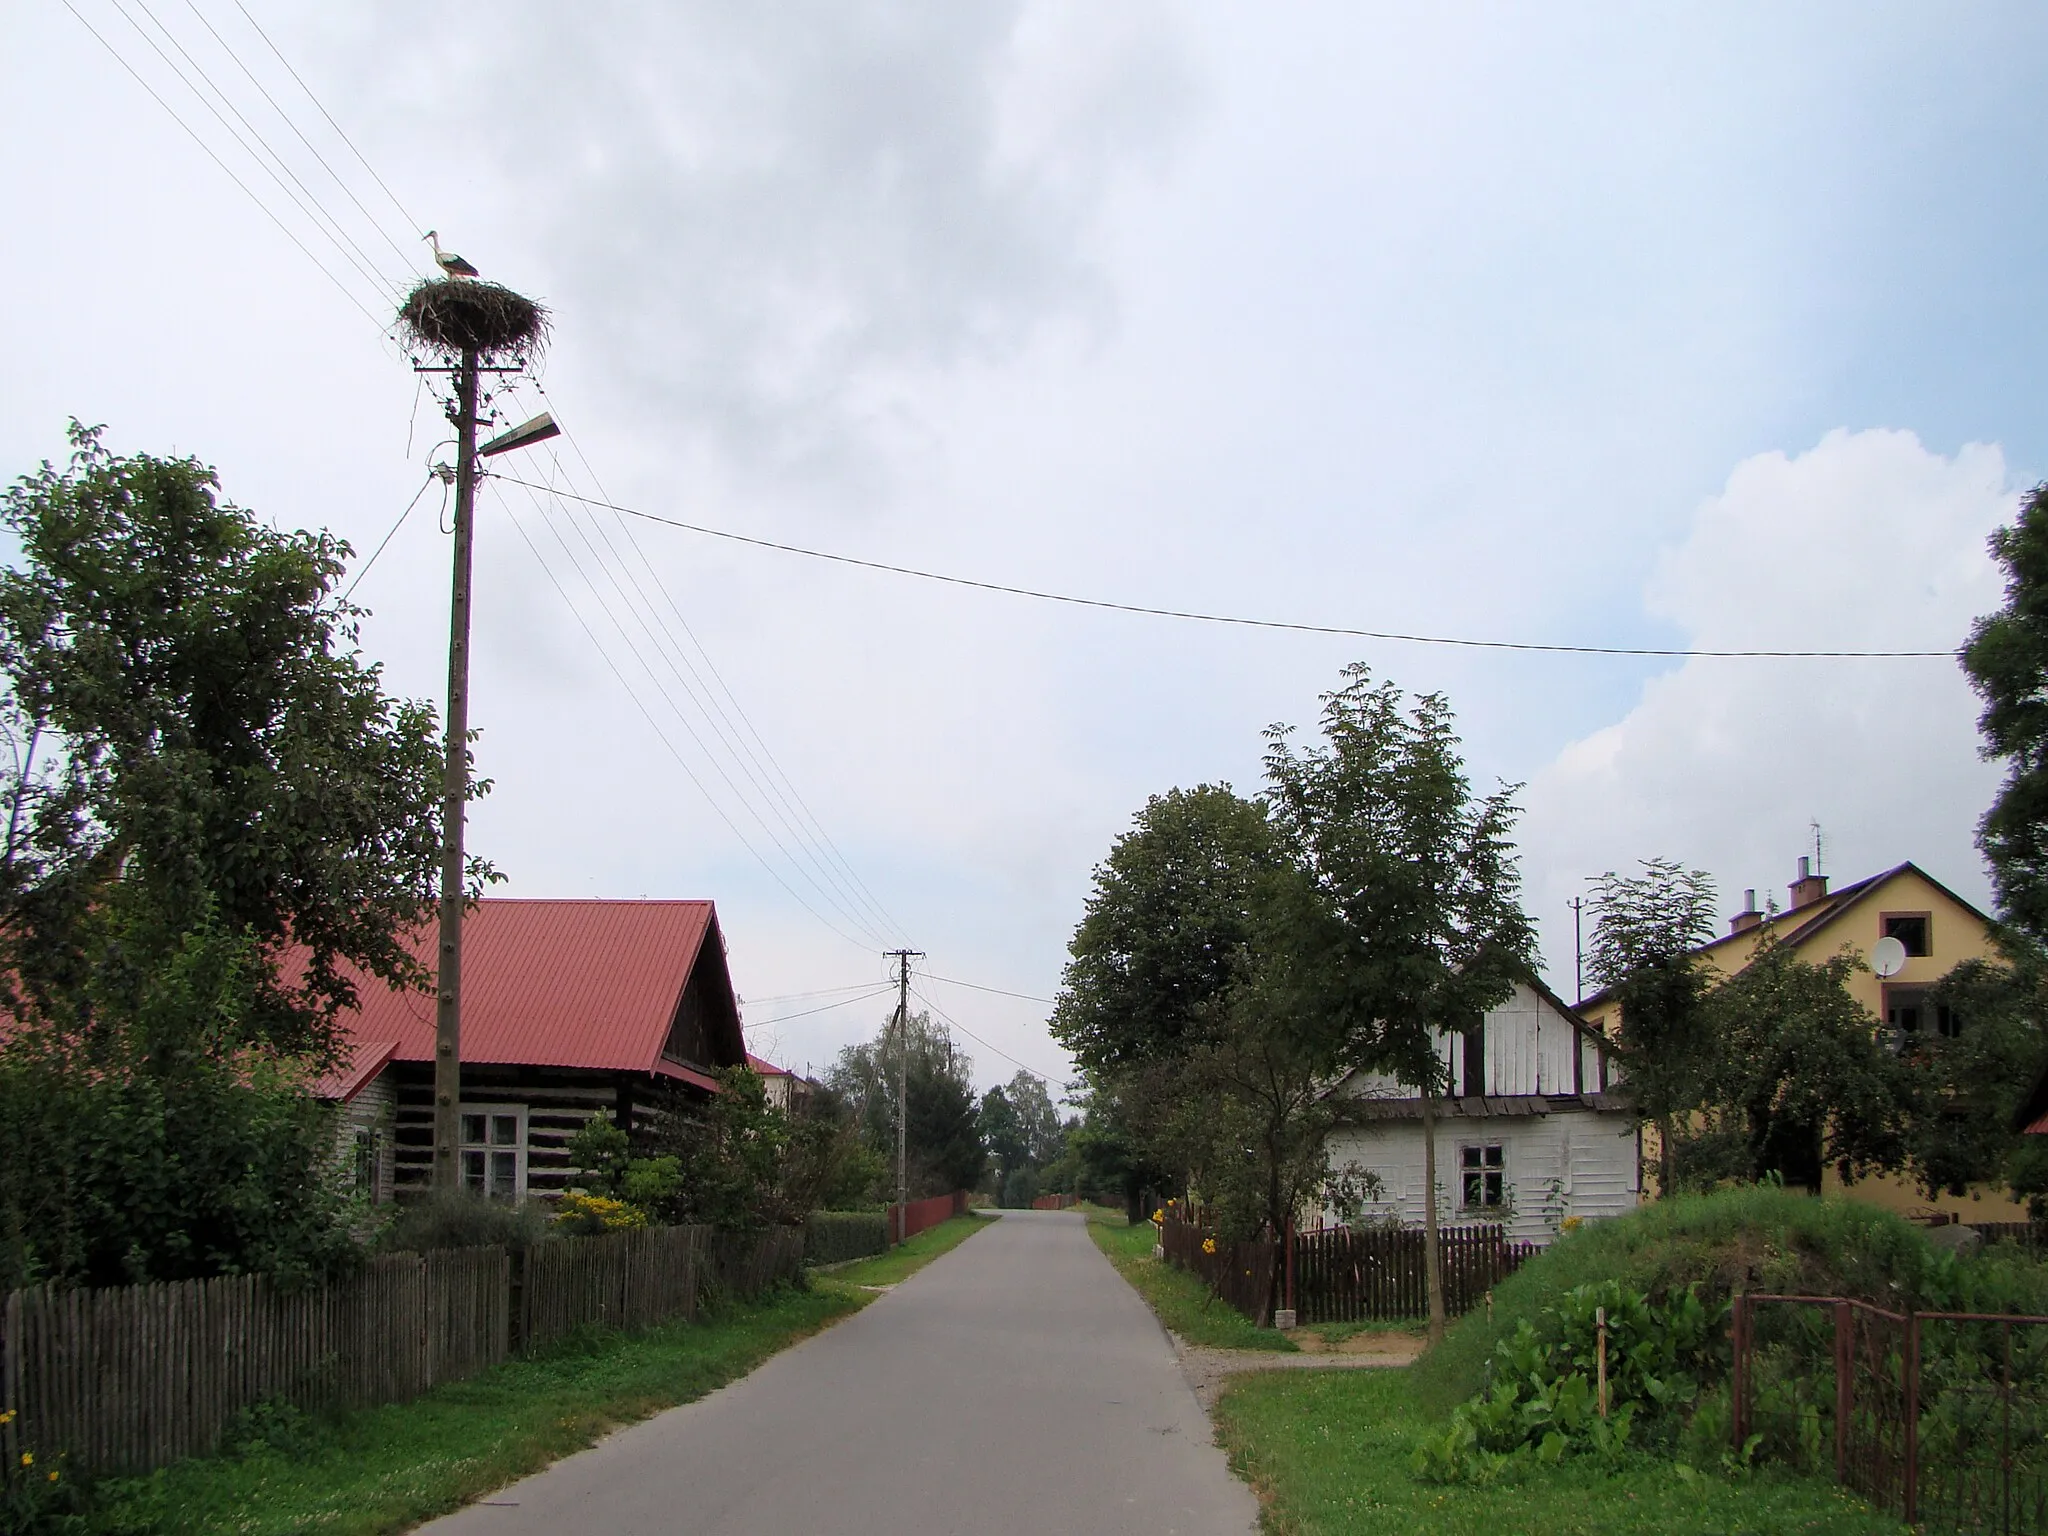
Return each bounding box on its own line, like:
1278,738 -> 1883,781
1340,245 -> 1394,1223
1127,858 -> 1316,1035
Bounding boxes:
1000,1166 -> 1042,1208
821,1212 -> 989,1289
1903,949 -> 2048,1204
0,946 -> 358,1289
1411,1281 -> 1724,1483
1679,936 -> 1906,1192
801,1211 -> 889,1265
1,1408 -> 85,1536
0,424 -> 477,1060
1585,859 -> 1718,1190
374,1190 -> 551,1255
1034,1083 -> 1155,1220
552,1192 -> 649,1236
1964,481 -> 2048,950
1410,1185 -> 1953,1418
1216,1367 -> 1906,1536
980,1071 -> 1064,1203
826,1013 -> 986,1198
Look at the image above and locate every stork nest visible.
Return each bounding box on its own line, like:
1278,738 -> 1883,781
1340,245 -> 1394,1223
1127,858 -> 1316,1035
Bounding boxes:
397,278 -> 549,359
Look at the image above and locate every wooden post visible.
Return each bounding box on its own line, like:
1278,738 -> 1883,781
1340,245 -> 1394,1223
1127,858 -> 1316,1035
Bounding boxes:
1596,1305 -> 1608,1418
1731,1293 -> 1748,1450
431,342 -> 480,1193
1834,1300 -> 1852,1485
1903,1311 -> 1918,1524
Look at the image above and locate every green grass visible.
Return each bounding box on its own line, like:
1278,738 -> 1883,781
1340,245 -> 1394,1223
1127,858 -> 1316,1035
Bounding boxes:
1299,1318 -> 1427,1346
1087,1215 -> 1297,1352
827,1211 -> 990,1288
1216,1367 -> 1908,1536
84,1285 -> 864,1536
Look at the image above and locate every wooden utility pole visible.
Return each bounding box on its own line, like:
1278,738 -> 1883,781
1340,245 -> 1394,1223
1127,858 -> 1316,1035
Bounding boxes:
432,343 -> 481,1193
885,948 -> 923,1241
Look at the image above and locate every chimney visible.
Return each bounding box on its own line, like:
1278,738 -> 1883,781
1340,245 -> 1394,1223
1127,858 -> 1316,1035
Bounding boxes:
1729,888 -> 1762,935
1788,855 -> 1829,911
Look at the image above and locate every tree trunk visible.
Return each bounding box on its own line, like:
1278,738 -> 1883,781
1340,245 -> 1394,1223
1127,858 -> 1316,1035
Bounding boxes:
1657,1113 -> 1674,1197
1421,1086 -> 1446,1345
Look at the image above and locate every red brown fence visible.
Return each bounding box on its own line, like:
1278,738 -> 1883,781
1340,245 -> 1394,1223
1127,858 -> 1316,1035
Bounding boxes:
885,1190 -> 969,1243
1733,1294 -> 2048,1532
1031,1193 -> 1079,1211
0,1223 -> 806,1479
1161,1216 -> 1536,1327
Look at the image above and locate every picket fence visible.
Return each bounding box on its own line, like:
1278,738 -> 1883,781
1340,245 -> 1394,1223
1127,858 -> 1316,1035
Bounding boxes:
0,1223 -> 804,1478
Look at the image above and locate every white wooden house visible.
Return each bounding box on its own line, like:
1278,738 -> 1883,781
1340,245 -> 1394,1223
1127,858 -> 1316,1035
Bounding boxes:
1317,976 -> 1639,1245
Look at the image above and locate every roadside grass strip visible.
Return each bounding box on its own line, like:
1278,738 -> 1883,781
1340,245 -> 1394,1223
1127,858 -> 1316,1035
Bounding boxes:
1215,1368 -> 1908,1536
1087,1215 -> 1297,1353
826,1211 -> 991,1288
84,1285 -> 863,1536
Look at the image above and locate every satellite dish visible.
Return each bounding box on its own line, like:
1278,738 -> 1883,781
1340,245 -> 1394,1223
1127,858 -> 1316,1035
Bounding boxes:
1872,936 -> 1907,979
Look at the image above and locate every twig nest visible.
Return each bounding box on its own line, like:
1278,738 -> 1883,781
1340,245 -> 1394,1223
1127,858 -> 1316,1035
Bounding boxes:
397,278 -> 549,359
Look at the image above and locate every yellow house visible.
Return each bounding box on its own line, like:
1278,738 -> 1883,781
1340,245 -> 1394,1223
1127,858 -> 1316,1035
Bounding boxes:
1577,857 -> 2023,1222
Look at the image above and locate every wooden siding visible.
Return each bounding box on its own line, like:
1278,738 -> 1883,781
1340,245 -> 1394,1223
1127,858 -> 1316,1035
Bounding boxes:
1343,981 -> 1616,1102
388,1063 -> 659,1198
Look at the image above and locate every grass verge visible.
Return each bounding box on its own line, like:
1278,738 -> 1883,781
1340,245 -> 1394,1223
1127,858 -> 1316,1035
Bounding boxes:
828,1211 -> 989,1288
1216,1367 -> 1907,1536
1087,1214 -> 1296,1352
83,1284 -> 863,1536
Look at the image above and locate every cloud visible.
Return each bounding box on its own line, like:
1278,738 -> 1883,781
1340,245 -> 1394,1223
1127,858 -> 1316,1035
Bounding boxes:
1519,428 -> 2013,987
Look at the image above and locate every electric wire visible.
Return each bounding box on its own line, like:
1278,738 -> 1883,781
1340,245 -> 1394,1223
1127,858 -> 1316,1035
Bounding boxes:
509,455 -> 893,948
59,0 -> 387,332
489,479 -> 879,953
508,384 -> 907,944
743,986 -> 895,1029
744,981 -> 893,1006
492,477 -> 1959,662
910,981 -> 1066,1087
179,0 -> 427,277
109,0 -> 406,298
340,472 -> 436,603
496,386 -> 899,947
231,0 -> 423,236
922,974 -> 1057,1006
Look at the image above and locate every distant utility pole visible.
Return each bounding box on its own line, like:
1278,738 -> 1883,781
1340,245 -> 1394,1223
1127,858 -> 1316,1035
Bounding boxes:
885,948 -> 924,1242
432,341 -> 482,1194
1570,896 -> 1586,1005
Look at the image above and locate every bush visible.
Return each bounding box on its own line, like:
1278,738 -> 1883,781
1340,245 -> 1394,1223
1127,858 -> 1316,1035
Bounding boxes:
803,1211 -> 889,1265
375,1191 -> 551,1253
1411,1185 -> 1947,1418
553,1191 -> 649,1236
1000,1167 -> 1041,1209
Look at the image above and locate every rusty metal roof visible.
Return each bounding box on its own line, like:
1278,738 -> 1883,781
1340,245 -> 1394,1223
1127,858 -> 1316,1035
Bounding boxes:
333,898 -> 737,1076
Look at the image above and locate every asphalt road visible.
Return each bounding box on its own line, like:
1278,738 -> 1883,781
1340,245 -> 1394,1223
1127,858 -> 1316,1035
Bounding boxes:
419,1209 -> 1259,1535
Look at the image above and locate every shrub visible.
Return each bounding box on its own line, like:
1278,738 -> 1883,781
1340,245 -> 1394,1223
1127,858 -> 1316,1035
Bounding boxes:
375,1190 -> 551,1253
804,1211 -> 889,1265
553,1192 -> 649,1236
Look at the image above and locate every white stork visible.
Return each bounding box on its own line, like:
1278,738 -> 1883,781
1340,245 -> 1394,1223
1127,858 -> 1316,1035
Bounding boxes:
423,230 -> 480,279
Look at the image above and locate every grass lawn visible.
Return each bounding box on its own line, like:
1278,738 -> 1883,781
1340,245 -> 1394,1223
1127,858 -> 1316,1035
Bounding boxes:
1215,1368 -> 1909,1536
829,1211 -> 990,1287
82,1225 -> 985,1536
1086,1213 -> 1296,1353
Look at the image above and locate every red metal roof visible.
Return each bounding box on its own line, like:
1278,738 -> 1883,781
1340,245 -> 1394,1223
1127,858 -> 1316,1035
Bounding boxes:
330,899 -> 736,1076
315,1038 -> 399,1102
746,1051 -> 791,1077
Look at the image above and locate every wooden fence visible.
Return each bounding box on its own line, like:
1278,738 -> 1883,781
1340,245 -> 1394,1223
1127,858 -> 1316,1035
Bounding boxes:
884,1190 -> 969,1243
1160,1216 -> 1537,1327
0,1224 -> 805,1478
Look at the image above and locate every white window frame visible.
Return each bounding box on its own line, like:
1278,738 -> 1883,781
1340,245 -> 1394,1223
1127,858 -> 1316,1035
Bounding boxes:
458,1103 -> 529,1201
1458,1140 -> 1507,1213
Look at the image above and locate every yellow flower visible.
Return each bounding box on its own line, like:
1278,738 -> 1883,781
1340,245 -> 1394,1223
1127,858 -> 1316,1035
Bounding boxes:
1152,1208 -> 1164,1224
47,1471 -> 59,1483
0,1409 -> 12,1425
20,1452 -> 31,1467
1201,1236 -> 1217,1254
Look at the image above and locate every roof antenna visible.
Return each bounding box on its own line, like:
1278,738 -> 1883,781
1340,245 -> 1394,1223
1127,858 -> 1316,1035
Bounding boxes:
1810,818 -> 1825,877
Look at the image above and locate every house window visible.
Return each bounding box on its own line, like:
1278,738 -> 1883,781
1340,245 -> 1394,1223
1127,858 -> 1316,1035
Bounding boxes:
1882,914 -> 1931,958
460,1106 -> 527,1200
1460,1143 -> 1506,1210
352,1128 -> 381,1195
1885,987 -> 1960,1049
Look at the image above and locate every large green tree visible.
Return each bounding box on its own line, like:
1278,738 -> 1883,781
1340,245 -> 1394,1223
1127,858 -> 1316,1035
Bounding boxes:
1584,859 -> 1718,1192
1966,481 -> 2048,946
827,1011 -> 986,1198
1262,666 -> 1534,1343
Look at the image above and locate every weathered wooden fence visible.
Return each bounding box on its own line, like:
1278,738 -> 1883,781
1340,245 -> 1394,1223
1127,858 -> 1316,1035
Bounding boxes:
1161,1216 -> 1537,1327
1293,1225 -> 1538,1324
0,1223 -> 806,1478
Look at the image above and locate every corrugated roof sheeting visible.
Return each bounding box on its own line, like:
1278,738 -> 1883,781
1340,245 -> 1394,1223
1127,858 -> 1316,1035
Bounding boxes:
336,899 -> 717,1073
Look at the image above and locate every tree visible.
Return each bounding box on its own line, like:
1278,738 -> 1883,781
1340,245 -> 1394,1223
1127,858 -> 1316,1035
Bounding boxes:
1965,483 -> 2048,948
1899,950 -> 2048,1203
1052,785 -> 1282,1078
1262,666 -> 1534,1344
1683,935 -> 1906,1192
1584,859 -> 1718,1192
826,1012 -> 986,1198
0,426 -> 475,1056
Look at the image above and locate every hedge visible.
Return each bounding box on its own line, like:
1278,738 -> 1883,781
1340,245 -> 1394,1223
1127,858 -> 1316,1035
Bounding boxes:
804,1211 -> 889,1265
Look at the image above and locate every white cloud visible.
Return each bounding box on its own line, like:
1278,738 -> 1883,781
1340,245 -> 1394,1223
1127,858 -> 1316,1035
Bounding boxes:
1520,428 -> 2013,990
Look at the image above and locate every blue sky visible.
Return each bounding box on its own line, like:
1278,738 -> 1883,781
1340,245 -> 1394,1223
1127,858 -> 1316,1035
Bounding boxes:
2,3 -> 2044,1087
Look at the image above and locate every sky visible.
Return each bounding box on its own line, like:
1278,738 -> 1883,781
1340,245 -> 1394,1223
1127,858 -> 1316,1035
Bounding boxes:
3,3 -> 2045,1094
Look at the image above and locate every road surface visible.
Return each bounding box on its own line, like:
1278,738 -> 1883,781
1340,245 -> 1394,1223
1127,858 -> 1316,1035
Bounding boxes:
420,1209 -> 1258,1535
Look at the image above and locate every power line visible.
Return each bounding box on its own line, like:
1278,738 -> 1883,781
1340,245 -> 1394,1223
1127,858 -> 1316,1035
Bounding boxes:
744,986 -> 894,1028
341,472 -> 437,602
744,981 -> 893,1006
492,477 -> 1959,661
910,981 -> 1066,1087
923,974 -> 1057,1006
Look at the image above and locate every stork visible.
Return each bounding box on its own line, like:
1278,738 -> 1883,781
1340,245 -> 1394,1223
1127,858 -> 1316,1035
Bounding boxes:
423,230 -> 480,279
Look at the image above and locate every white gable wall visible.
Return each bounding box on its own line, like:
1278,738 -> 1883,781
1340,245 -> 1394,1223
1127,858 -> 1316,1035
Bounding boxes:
1339,980 -> 1614,1101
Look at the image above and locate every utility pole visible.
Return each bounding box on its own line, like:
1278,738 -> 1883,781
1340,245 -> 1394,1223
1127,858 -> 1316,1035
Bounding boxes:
432,343 -> 481,1194
885,948 -> 924,1242
1569,896 -> 1586,1005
